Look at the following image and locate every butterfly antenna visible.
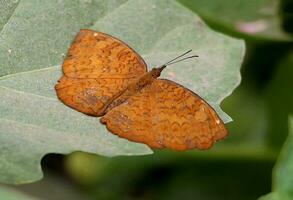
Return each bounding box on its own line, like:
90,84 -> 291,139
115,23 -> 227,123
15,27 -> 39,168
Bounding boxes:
165,55 -> 198,66
163,50 -> 193,66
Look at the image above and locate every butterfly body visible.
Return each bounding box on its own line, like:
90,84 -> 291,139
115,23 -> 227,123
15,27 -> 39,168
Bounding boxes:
100,66 -> 164,114
55,29 -> 228,151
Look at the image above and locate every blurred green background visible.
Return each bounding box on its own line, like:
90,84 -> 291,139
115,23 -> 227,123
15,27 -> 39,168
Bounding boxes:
1,0 -> 293,199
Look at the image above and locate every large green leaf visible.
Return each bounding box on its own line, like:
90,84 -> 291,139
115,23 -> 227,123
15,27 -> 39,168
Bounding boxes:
178,0 -> 293,41
0,0 -> 244,184
259,116 -> 293,200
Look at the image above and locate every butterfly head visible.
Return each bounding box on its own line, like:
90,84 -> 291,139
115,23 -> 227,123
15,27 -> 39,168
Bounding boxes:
149,50 -> 199,79
150,65 -> 166,78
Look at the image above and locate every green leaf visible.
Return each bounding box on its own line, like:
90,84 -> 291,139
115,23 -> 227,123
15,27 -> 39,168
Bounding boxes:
0,0 -> 244,184
259,116 -> 293,200
0,186 -> 38,200
178,0 -> 293,41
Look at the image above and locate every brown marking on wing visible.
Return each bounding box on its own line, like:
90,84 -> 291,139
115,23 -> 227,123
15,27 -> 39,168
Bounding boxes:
55,76 -> 133,116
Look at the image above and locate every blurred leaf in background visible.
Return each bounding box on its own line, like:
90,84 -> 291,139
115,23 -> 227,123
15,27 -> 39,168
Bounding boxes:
260,116 -> 293,200
265,51 -> 293,148
64,151 -> 273,200
0,186 -> 38,200
280,0 -> 293,33
178,0 -> 293,41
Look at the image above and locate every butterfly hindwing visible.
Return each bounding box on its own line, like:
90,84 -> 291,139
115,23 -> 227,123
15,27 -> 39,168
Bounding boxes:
100,79 -> 227,150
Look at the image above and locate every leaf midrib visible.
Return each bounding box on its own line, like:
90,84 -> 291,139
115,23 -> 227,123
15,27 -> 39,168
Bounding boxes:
0,0 -> 20,35
0,85 -> 56,101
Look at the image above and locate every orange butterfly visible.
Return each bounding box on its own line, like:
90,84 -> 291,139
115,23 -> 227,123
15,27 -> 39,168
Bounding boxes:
55,29 -> 227,151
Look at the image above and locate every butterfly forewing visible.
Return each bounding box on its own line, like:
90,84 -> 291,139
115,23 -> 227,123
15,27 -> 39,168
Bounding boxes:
100,79 -> 227,150
55,30 -> 147,116
62,29 -> 147,78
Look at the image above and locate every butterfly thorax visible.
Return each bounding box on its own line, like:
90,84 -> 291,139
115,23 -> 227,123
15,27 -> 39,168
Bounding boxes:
104,66 -> 165,113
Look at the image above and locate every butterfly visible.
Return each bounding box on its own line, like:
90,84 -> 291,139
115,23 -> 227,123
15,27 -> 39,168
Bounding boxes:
55,29 -> 227,151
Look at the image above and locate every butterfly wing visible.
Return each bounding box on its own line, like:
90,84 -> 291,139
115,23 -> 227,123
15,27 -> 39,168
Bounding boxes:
55,29 -> 147,116
100,79 -> 227,150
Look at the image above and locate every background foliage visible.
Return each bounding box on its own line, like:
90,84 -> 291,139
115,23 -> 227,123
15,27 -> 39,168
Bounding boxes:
0,0 -> 292,199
